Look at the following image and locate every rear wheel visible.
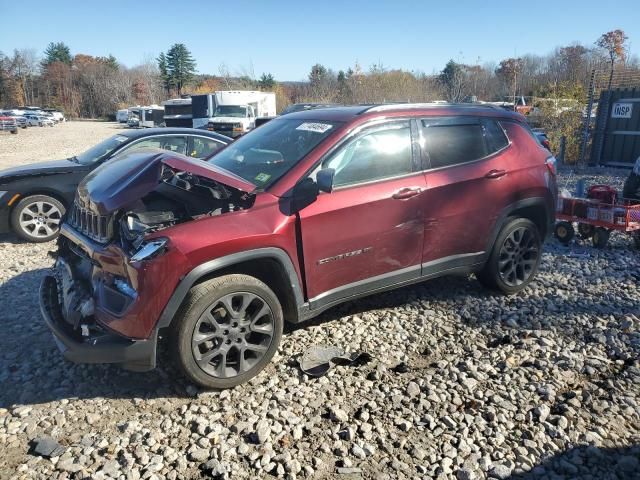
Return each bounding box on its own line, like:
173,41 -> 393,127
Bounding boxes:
578,223 -> 595,239
592,227 -> 610,249
171,274 -> 283,389
554,221 -> 574,244
478,217 -> 542,294
10,194 -> 65,242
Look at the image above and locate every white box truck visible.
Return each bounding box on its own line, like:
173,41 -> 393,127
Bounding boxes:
207,91 -> 276,137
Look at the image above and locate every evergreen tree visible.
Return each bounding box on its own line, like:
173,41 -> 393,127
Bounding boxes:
164,43 -> 196,95
42,42 -> 72,67
258,73 -> 275,89
156,52 -> 171,94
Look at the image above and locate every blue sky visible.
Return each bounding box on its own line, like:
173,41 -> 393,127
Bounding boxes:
1,0 -> 638,80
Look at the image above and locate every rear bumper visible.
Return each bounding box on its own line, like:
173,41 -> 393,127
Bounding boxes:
39,275 -> 157,371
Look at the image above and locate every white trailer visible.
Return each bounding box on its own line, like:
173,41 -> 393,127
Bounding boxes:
127,105 -> 164,128
162,98 -> 192,128
207,91 -> 276,137
116,109 -> 129,123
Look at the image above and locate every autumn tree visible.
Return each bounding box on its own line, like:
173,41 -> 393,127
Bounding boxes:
596,29 -> 628,88
495,58 -> 524,105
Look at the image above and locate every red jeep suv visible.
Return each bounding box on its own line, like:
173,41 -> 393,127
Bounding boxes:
40,104 -> 557,388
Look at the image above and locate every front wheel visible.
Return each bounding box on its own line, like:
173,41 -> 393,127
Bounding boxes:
171,274 -> 283,389
477,217 -> 542,294
10,195 -> 65,242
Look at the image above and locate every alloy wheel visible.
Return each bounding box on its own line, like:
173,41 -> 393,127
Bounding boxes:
19,201 -> 62,239
497,226 -> 539,287
191,292 -> 275,378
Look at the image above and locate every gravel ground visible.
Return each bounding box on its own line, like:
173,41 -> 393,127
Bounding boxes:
0,125 -> 639,479
0,121 -> 126,170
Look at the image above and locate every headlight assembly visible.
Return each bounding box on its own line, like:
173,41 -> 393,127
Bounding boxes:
130,238 -> 168,263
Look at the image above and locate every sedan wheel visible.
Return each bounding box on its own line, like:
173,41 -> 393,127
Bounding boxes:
11,195 -> 65,242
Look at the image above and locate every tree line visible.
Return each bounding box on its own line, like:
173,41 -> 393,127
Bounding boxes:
0,30 -> 636,125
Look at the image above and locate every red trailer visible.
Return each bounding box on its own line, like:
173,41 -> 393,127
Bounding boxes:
554,186 -> 640,248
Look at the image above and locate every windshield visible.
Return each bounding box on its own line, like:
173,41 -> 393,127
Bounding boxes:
75,134 -> 130,165
214,105 -> 247,118
208,118 -> 341,188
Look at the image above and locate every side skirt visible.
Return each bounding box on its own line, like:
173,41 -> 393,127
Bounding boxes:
296,252 -> 484,322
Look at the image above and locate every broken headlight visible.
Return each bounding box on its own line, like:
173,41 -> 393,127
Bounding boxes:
130,238 -> 168,263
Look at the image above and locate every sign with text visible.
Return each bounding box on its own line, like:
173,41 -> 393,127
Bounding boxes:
611,102 -> 633,118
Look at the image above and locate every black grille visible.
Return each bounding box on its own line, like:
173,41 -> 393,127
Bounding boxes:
212,122 -> 234,133
68,202 -> 112,243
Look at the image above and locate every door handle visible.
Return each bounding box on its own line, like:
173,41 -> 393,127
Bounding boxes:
392,187 -> 423,200
485,169 -> 507,179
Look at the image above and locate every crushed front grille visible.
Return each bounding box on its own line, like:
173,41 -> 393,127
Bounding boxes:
68,202 -> 113,243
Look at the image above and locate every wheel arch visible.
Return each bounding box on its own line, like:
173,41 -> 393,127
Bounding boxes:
9,189 -> 70,215
156,248 -> 304,331
484,197 -> 552,257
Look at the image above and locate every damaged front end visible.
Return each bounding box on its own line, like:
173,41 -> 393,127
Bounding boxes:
39,150 -> 257,371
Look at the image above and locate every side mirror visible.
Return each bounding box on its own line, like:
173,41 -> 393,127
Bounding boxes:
316,168 -> 335,193
291,177 -> 319,213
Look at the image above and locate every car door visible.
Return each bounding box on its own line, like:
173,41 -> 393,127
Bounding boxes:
299,120 -> 426,307
418,116 -> 512,267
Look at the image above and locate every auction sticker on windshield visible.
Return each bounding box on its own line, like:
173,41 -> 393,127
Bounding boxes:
255,173 -> 271,183
296,122 -> 333,133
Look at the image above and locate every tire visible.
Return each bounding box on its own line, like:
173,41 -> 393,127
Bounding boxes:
10,129 -> 18,135
10,195 -> 65,242
592,227 -> 610,249
554,221 -> 574,244
171,274 -> 283,389
577,222 -> 595,239
477,217 -> 542,295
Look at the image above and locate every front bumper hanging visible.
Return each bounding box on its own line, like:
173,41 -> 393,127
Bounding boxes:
39,275 -> 157,371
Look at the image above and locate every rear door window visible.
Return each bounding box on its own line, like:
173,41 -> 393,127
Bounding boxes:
123,136 -> 188,156
190,137 -> 225,159
421,118 -> 488,169
421,117 -> 510,169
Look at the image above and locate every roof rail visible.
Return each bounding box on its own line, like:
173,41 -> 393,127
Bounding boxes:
361,102 -> 509,113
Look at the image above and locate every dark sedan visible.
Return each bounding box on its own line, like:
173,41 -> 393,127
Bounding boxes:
0,128 -> 232,242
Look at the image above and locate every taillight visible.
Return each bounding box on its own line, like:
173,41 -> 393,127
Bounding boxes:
542,139 -> 551,150
545,156 -> 557,176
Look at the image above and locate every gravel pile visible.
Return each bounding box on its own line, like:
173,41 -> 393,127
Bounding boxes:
0,139 -> 638,479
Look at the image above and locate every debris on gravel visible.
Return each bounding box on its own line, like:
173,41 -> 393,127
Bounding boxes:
0,142 -> 638,479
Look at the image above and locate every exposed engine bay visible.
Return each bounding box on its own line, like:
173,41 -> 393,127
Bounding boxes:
118,165 -> 255,248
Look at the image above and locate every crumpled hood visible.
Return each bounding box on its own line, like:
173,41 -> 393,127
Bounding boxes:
77,149 -> 256,215
0,159 -> 83,184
